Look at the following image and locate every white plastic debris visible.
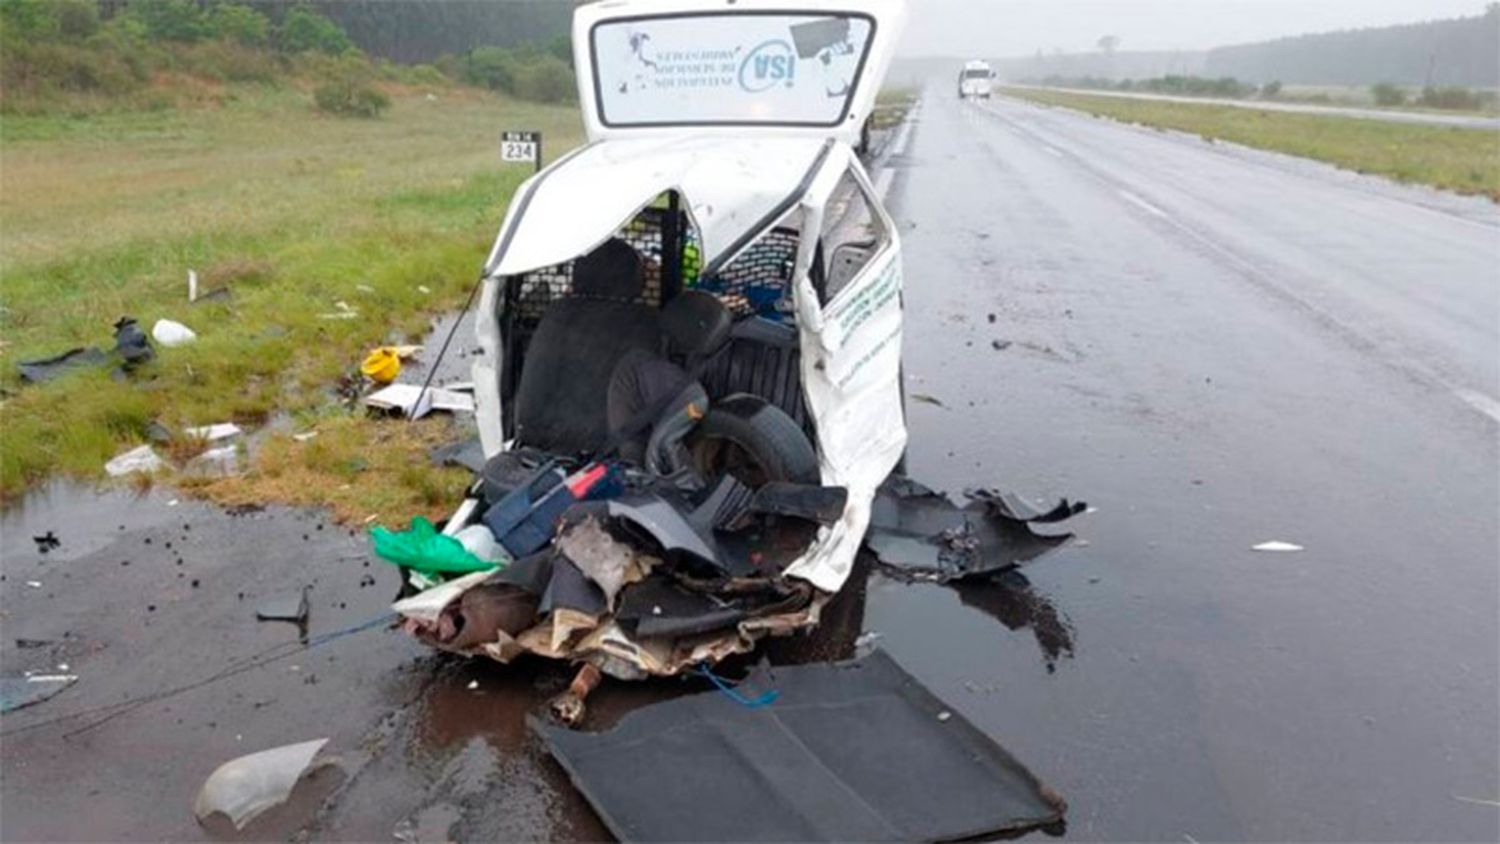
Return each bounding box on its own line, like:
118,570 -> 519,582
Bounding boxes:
193,738 -> 333,830
291,430 -> 319,442
466,680 -> 479,691
188,269 -> 199,302
453,524 -> 506,564
184,423 -> 242,441
1252,541 -> 1304,552
363,384 -> 475,418
105,444 -> 164,477
25,581 -> 42,589
318,301 -> 359,320
188,445 -> 239,476
152,319 -> 197,347
392,569 -> 494,625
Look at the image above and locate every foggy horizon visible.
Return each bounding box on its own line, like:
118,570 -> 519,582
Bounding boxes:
899,0 -> 1493,57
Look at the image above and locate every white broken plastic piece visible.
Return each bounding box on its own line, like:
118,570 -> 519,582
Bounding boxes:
291,430 -> 319,442
152,319 -> 197,347
1252,541 -> 1304,552
363,384 -> 475,418
391,569 -> 494,625
440,499 -> 480,537
193,738 -> 333,830
454,524 -> 506,564
188,269 -> 199,302
184,423 -> 242,441
105,444 -> 164,477
188,445 -> 239,476
391,345 -> 421,359
318,301 -> 359,320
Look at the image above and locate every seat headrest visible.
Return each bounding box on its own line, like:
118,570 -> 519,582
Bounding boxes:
662,290 -> 732,360
573,238 -> 644,299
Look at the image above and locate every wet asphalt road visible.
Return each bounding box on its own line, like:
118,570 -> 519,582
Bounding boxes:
876,89 -> 1498,840
3,90 -> 1498,842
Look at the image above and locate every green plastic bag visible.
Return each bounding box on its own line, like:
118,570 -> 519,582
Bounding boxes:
370,517 -> 498,577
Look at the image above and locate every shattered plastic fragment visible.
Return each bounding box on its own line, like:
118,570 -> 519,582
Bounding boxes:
256,587 -> 310,624
184,423 -> 241,441
865,475 -> 1082,581
152,319 -> 197,347
1252,541 -> 1304,552
193,738 -> 333,830
16,347 -> 108,383
1,674 -> 77,713
105,445 -> 164,477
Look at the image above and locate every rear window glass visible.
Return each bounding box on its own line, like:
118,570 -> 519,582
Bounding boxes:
962,69 -> 990,80
590,12 -> 875,128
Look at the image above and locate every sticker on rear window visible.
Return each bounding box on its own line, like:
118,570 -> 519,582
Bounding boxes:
590,13 -> 875,128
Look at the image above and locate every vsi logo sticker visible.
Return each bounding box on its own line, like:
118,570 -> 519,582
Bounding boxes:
738,40 -> 796,92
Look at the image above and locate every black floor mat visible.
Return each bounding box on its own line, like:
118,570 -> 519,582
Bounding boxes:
532,650 -> 1066,842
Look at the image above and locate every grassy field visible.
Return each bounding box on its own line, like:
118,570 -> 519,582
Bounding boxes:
1004,87 -> 1500,200
1,82 -> 582,515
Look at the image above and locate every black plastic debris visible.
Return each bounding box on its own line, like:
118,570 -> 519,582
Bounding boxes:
113,317 -> 155,367
533,649 -> 1067,842
33,531 -> 60,554
255,586 -> 310,625
864,475 -> 1083,582
16,347 -> 109,384
429,436 -> 487,474
748,482 -> 848,526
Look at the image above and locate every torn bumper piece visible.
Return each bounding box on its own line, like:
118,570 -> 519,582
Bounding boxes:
865,475 -> 1084,582
532,649 -> 1067,842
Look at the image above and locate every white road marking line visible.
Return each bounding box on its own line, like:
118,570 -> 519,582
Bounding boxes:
1453,389 -> 1500,424
1118,189 -> 1170,219
874,168 -> 895,200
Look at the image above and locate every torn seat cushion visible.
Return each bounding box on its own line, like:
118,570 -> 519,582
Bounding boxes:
514,239 -> 663,454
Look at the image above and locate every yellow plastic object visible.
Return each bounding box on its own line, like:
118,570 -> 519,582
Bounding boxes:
360,347 -> 401,384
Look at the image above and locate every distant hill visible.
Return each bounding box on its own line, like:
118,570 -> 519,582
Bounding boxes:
1203,6 -> 1499,86
989,51 -> 1206,83
978,6 -> 1498,88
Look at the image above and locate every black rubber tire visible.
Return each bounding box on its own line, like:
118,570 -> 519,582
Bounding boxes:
689,394 -> 820,487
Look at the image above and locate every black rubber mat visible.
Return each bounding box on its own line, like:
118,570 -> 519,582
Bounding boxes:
533,650 -> 1066,842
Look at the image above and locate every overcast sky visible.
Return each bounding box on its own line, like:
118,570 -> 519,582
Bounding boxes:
900,0 -> 1492,56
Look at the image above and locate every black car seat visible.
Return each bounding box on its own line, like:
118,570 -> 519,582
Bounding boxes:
513,238 -> 663,454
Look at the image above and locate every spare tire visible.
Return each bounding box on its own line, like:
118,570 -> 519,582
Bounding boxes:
688,394 -> 820,488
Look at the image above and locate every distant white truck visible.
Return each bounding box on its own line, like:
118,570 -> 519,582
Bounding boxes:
958,60 -> 993,99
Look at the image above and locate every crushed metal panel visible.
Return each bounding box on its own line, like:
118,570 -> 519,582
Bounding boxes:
533,650 -> 1066,842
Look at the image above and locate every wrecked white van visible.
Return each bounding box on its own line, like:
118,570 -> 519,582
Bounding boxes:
392,0 -> 911,708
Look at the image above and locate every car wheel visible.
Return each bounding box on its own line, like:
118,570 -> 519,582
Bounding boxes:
689,394 -> 820,487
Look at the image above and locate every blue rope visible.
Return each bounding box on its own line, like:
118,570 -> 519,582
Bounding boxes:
696,663 -> 779,709
306,611 -> 398,648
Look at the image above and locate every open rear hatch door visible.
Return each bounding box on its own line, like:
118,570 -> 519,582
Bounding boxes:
573,0 -> 905,146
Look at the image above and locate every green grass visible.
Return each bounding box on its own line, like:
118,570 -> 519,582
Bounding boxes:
0,83 -> 582,502
1004,87 -> 1500,200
